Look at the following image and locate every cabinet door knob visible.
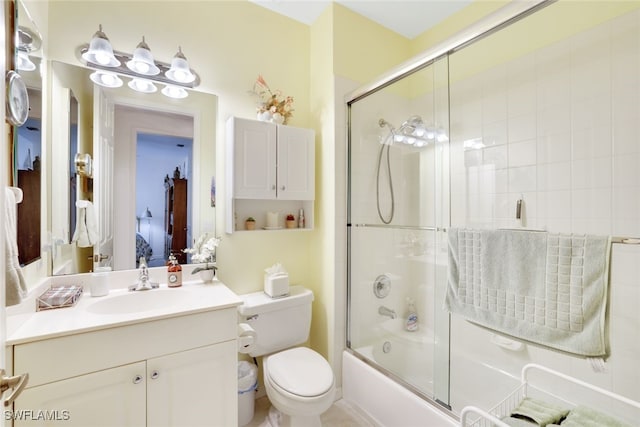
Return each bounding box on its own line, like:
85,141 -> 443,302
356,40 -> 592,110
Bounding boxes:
150,370 -> 160,380
133,374 -> 143,384
271,184 -> 276,190
280,185 -> 286,191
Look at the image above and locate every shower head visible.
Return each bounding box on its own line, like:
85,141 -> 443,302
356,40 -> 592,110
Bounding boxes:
378,115 -> 446,148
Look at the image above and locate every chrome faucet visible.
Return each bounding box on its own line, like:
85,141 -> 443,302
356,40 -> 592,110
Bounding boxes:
378,305 -> 397,319
129,257 -> 158,291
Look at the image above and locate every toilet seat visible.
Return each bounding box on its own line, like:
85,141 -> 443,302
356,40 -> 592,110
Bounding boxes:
266,347 -> 334,397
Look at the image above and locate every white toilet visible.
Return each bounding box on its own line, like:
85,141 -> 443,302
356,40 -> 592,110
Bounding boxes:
238,286 -> 336,427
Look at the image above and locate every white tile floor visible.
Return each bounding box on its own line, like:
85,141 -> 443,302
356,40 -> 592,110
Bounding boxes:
245,396 -> 378,427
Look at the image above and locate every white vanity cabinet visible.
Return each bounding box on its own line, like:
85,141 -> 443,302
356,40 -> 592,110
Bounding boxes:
10,309 -> 237,426
226,116 -> 315,232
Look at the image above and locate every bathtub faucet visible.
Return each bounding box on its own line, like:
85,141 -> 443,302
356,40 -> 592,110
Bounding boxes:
378,305 -> 397,319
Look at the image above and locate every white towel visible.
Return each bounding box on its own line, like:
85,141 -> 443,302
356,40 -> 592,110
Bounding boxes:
5,187 -> 28,306
72,200 -> 99,248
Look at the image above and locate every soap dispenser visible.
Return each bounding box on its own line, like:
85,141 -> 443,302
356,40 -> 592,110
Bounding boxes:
405,297 -> 419,332
167,254 -> 182,288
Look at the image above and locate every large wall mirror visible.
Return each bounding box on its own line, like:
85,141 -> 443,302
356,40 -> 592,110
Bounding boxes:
48,61 -> 217,275
14,0 -> 43,267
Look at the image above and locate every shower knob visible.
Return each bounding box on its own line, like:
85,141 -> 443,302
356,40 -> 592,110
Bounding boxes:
373,274 -> 391,298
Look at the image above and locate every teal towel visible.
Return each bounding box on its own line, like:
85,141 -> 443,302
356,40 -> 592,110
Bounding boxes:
445,229 -> 611,357
510,397 -> 570,426
559,405 -> 632,427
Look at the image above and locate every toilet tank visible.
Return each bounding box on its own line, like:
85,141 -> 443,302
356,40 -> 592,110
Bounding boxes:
238,286 -> 314,357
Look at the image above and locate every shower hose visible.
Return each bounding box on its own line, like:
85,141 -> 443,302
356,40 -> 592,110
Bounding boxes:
376,141 -> 394,224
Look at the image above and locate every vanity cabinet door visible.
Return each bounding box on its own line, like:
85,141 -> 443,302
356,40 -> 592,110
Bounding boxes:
146,340 -> 237,427
14,361 -> 146,426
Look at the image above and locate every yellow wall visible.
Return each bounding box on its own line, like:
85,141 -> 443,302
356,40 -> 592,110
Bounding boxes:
309,4 -> 335,361
332,4 -> 411,85
411,0 -> 508,56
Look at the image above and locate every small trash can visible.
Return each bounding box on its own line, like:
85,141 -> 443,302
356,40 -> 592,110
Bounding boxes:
238,361 -> 258,427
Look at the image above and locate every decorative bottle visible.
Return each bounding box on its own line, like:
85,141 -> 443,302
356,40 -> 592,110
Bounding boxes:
167,254 -> 182,288
298,208 -> 305,229
405,297 -> 418,332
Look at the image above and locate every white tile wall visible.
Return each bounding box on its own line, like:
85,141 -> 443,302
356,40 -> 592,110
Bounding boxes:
448,7 -> 640,422
450,8 -> 640,238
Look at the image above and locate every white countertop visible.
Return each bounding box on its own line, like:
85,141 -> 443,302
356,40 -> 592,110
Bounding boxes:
7,280 -> 242,346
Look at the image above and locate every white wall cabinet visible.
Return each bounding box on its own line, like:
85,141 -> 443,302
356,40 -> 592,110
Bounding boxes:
11,309 -> 237,426
226,117 -> 315,232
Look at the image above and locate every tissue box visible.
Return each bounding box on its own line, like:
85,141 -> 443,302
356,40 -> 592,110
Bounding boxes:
264,274 -> 289,298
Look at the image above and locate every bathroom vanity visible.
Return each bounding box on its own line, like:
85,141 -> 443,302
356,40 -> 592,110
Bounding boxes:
6,282 -> 242,426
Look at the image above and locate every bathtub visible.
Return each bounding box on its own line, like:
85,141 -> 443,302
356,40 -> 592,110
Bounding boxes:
368,318 -> 435,393
342,320 -> 457,427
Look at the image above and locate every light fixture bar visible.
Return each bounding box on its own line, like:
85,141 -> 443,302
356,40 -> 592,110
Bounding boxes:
77,44 -> 200,89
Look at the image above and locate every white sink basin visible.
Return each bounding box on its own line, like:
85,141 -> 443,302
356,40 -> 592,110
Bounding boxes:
86,289 -> 190,315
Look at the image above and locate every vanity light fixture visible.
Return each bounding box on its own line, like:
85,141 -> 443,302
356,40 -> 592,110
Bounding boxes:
77,28 -> 199,99
90,71 -> 123,88
128,78 -> 157,93
81,25 -> 120,67
126,37 -> 160,76
16,26 -> 42,72
165,47 -> 195,84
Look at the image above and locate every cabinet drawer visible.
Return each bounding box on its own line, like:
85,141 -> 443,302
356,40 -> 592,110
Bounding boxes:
14,308 -> 236,387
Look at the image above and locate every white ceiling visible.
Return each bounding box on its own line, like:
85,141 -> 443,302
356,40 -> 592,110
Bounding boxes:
249,0 -> 473,39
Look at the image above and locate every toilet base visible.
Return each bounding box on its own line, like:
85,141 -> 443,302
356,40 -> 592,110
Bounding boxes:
259,406 -> 322,427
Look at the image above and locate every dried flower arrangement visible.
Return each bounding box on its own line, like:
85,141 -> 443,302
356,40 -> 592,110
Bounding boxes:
250,75 -> 294,125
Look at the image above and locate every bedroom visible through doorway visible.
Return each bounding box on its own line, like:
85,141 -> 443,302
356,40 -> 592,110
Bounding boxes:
136,133 -> 193,267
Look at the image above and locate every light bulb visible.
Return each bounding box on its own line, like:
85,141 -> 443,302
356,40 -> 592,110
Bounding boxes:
128,78 -> 157,93
94,51 -> 112,66
162,85 -> 188,99
89,71 -> 123,88
133,61 -> 150,74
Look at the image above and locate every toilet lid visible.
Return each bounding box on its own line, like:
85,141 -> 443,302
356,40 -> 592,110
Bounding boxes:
267,347 -> 334,397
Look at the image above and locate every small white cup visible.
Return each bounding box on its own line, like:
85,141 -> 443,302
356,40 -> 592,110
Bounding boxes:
91,267 -> 112,297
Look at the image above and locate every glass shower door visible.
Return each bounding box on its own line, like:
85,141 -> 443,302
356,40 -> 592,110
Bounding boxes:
347,56 -> 450,404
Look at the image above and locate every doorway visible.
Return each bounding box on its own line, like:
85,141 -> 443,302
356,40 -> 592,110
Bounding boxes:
136,133 -> 193,267
113,105 -> 194,270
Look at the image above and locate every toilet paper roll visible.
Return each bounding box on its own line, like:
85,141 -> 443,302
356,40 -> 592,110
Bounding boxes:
237,323 -> 257,353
